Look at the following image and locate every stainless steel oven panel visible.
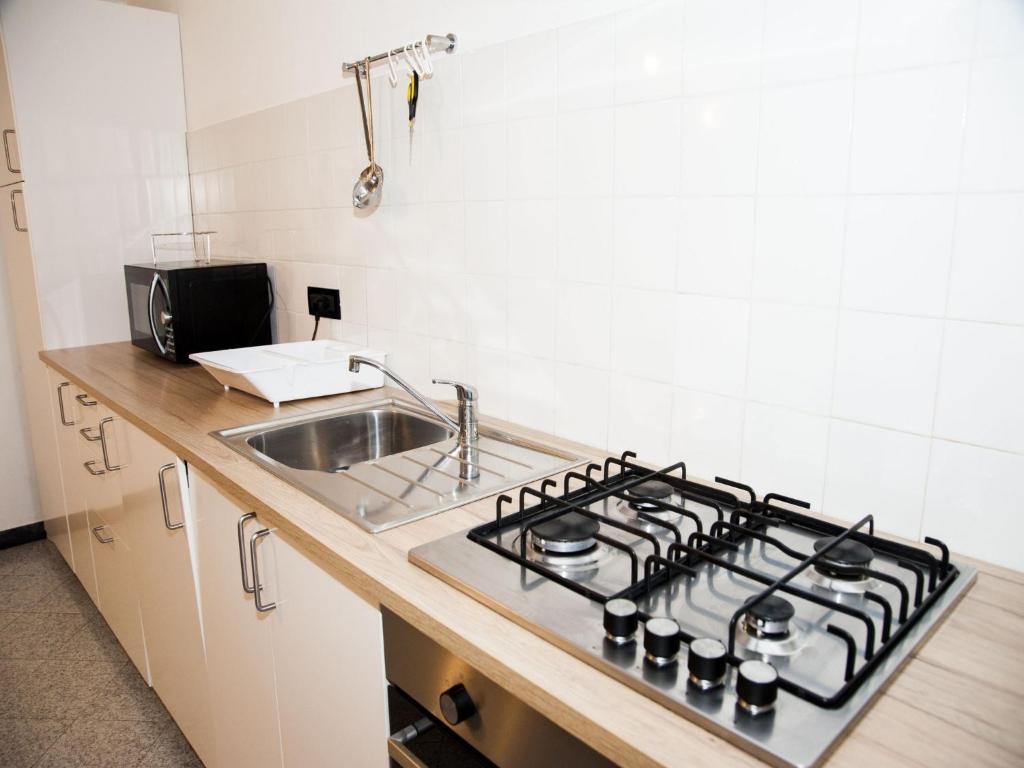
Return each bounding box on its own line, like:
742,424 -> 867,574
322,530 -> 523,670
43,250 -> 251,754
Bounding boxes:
383,609 -> 615,768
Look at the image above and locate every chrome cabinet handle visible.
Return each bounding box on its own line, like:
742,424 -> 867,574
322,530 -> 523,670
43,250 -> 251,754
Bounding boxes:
75,393 -> 97,407
236,512 -> 257,593
79,426 -> 102,442
98,417 -> 121,471
92,525 -> 114,544
83,460 -> 105,476
10,188 -> 26,232
3,129 -> 19,174
250,528 -> 276,612
158,463 -> 184,531
56,382 -> 75,426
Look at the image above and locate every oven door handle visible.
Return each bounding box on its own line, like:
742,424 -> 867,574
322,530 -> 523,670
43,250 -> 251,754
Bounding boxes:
387,717 -> 434,768
147,272 -> 170,355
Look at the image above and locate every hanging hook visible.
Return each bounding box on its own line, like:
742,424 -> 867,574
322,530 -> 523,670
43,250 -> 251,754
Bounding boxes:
386,50 -> 399,87
415,38 -> 433,78
403,43 -> 423,77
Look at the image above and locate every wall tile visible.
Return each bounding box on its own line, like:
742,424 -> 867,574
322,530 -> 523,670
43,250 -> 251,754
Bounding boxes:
670,388 -> 745,481
961,55 -> 1024,192
556,282 -> 612,368
462,122 -> 507,201
742,403 -> 829,508
557,108 -> 614,198
507,116 -> 557,199
753,196 -> 845,306
934,321 -> 1024,453
558,15 -> 616,112
463,274 -> 508,351
555,362 -> 610,447
758,79 -> 854,194
948,194 -> 1024,325
614,0 -> 684,104
832,311 -> 943,434
508,277 -> 556,359
677,196 -> 755,298
683,0 -> 764,94
364,268 -> 396,330
762,0 -> 859,86
857,0 -> 978,73
613,197 -> 678,291
924,440 -> 1024,570
507,353 -> 556,433
850,64 -> 970,194
506,30 -> 557,119
464,201 -> 507,276
614,99 -> 681,197
974,0 -> 1024,57
824,420 -> 930,540
507,199 -> 557,278
680,90 -> 760,195
842,195 -> 955,317
466,346 -> 510,419
462,44 -> 506,126
557,198 -> 613,285
610,287 -> 675,383
747,302 -> 837,415
607,374 -> 673,465
673,295 -> 749,397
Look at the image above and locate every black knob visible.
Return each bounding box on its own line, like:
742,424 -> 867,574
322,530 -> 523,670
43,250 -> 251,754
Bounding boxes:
643,617 -> 680,665
736,660 -> 778,714
687,637 -> 727,689
439,683 -> 475,725
604,598 -> 638,643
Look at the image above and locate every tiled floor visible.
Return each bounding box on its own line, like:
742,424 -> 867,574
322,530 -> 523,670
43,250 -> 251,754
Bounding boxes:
0,539 -> 203,767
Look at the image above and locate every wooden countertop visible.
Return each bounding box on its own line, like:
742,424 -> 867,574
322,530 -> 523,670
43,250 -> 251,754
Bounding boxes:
41,342 -> 1024,767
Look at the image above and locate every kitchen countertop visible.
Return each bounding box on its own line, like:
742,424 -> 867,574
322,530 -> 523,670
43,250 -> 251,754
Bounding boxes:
41,342 -> 1024,767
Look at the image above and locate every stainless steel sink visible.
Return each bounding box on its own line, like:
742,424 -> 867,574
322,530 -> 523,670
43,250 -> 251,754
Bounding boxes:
214,398 -> 586,533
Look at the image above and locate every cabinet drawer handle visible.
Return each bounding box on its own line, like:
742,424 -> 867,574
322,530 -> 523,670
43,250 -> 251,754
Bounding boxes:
10,188 -> 26,232
83,460 -> 105,476
79,426 -> 102,442
237,512 -> 257,594
92,525 -> 114,544
98,416 -> 121,471
56,382 -> 76,426
75,393 -> 98,407
158,463 -> 184,531
3,128 -> 20,174
250,528 -> 276,612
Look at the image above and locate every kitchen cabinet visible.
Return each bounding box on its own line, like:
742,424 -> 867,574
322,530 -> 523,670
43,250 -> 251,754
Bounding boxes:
44,369 -> 75,568
191,470 -> 389,768
47,370 -> 98,601
79,403 -> 148,679
116,417 -> 214,765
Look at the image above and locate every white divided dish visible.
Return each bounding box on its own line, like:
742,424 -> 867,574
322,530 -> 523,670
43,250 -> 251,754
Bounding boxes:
190,341 -> 387,407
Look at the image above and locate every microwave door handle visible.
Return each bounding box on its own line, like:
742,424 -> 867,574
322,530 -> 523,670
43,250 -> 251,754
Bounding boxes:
148,272 -> 168,355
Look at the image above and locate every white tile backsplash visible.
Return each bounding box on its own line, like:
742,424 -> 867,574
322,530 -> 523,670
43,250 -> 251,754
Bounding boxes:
190,1 -> 1024,570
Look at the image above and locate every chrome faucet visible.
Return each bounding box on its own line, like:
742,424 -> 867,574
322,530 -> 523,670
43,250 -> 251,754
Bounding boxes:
348,355 -> 479,479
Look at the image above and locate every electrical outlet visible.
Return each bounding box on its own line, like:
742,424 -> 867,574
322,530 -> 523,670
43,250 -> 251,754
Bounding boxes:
307,286 -> 341,320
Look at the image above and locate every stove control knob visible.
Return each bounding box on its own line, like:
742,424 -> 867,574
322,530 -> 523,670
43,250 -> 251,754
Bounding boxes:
604,598 -> 639,644
643,617 -> 680,666
736,660 -> 778,715
687,637 -> 727,690
439,683 -> 476,726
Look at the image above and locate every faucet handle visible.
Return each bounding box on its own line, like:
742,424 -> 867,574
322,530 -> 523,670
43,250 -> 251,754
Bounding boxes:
432,379 -> 477,402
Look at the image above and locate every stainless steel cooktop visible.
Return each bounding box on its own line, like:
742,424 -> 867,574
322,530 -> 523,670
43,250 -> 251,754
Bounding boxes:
410,452 -> 976,767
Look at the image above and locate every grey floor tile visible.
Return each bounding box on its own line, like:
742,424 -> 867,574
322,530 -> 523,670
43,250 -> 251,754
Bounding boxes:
53,616 -> 130,665
137,723 -> 204,768
0,659 -> 119,721
0,717 -> 71,768
35,718 -> 162,768
87,661 -> 169,723
0,612 -> 90,660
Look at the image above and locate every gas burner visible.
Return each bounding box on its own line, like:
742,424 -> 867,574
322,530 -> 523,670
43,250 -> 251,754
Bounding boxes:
623,480 -> 675,511
807,537 -> 879,595
530,512 -> 598,554
736,595 -> 805,657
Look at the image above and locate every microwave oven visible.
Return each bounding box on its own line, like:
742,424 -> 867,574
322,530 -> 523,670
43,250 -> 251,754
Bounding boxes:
124,260 -> 273,363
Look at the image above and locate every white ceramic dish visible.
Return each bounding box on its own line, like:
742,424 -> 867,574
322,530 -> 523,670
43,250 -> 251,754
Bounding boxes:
190,340 -> 386,407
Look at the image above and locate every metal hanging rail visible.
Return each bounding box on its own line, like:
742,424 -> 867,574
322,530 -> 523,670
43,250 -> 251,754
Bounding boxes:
342,33 -> 457,72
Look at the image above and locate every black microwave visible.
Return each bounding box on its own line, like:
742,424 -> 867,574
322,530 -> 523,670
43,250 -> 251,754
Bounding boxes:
124,260 -> 273,363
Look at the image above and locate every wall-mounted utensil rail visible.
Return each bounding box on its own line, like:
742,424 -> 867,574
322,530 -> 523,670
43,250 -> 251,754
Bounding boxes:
342,33 -> 457,72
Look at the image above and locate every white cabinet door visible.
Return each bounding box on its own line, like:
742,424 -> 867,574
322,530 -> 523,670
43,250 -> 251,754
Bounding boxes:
191,471 -> 283,768
118,420 -> 214,765
44,370 -> 75,568
80,405 -> 148,679
258,528 -> 389,768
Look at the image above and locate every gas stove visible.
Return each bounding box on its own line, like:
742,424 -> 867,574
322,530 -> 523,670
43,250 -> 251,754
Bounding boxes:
410,452 -> 976,767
